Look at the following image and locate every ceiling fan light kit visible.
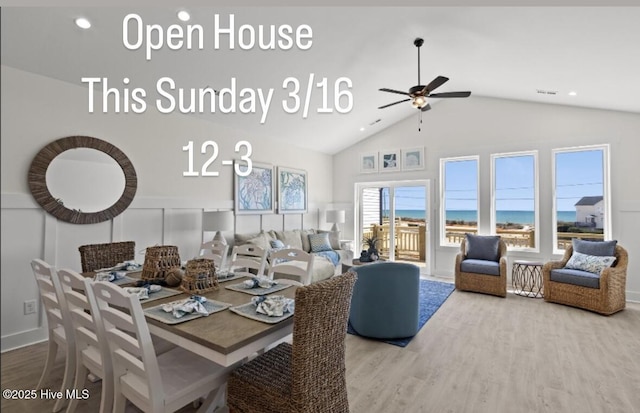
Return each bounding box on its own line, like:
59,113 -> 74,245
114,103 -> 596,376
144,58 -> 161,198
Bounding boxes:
379,37 -> 472,130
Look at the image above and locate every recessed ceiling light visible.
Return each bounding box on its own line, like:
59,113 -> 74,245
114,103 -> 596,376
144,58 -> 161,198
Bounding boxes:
177,10 -> 191,22
75,17 -> 91,29
568,91 -> 577,96
359,127 -> 365,132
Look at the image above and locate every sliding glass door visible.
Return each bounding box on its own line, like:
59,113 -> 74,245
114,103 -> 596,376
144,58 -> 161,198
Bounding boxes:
356,180 -> 430,272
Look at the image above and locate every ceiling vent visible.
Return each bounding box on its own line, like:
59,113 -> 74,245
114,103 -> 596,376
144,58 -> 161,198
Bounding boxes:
369,119 -> 382,126
536,89 -> 557,95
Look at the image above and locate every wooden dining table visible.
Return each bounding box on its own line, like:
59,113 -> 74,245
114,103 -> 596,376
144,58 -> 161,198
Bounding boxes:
82,270 -> 297,367
141,277 -> 297,367
81,271 -> 296,412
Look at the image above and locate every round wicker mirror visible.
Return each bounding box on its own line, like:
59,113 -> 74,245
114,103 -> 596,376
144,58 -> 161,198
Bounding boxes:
28,136 -> 137,224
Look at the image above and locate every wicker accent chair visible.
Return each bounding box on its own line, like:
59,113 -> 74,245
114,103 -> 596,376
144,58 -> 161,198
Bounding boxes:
78,241 -> 135,273
542,244 -> 628,315
455,235 -> 508,297
227,271 -> 357,413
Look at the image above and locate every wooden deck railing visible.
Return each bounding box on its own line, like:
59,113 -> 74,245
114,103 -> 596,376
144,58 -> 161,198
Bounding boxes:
362,222 -> 604,261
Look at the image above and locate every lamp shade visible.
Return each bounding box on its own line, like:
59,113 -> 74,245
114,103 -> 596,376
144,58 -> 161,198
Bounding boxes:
202,210 -> 234,232
326,210 -> 346,224
326,209 -> 345,232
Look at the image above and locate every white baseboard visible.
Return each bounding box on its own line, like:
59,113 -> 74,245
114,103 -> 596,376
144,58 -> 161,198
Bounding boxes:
1,327 -> 48,353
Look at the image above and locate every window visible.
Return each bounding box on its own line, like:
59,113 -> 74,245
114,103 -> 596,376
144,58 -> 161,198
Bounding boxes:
552,145 -> 610,253
440,156 -> 479,245
491,151 -> 538,250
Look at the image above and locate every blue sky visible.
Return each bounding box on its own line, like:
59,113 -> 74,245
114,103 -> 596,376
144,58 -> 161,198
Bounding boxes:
384,149 -> 604,212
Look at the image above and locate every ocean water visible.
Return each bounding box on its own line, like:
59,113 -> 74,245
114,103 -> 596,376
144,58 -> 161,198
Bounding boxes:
387,209 -> 576,225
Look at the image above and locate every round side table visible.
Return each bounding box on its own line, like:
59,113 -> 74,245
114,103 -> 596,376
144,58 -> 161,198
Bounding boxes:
512,260 -> 544,298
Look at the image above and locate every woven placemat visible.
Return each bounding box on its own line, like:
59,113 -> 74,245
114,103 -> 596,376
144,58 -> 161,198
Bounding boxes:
144,299 -> 231,325
225,282 -> 292,296
229,302 -> 294,324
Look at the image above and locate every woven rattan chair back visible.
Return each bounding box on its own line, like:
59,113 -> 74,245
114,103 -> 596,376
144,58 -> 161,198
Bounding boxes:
78,241 -> 135,273
227,271 -> 357,413
290,271 -> 357,411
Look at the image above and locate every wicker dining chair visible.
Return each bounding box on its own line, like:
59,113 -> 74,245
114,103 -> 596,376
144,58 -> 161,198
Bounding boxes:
78,241 -> 135,273
227,271 -> 357,413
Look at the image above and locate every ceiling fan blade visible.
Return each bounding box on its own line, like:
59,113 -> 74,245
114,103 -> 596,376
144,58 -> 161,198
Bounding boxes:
378,98 -> 411,109
422,76 -> 449,94
428,91 -> 471,98
379,88 -> 411,96
421,103 -> 432,112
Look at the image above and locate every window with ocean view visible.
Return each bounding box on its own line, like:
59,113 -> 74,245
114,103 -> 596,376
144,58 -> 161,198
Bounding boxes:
553,145 -> 609,252
491,151 -> 538,250
440,156 -> 479,246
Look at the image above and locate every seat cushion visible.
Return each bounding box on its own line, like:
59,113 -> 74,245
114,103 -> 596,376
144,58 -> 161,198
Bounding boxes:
550,268 -> 600,289
460,259 -> 500,276
274,230 -> 304,250
573,239 -> 617,257
465,234 -> 500,262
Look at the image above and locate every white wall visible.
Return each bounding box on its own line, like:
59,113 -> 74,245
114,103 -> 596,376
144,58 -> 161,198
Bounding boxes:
332,96 -> 640,301
0,66 -> 333,351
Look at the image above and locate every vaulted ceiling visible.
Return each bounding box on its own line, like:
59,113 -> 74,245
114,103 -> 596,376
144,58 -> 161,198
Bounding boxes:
3,7 -> 639,154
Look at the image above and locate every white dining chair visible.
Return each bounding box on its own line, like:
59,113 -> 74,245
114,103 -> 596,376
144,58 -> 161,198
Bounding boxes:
86,281 -> 231,413
57,269 -> 114,413
229,244 -> 268,277
198,240 -> 229,270
267,248 -> 315,286
30,259 -> 76,413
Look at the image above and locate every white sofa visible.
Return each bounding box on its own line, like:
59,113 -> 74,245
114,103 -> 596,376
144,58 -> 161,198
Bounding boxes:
234,229 -> 353,283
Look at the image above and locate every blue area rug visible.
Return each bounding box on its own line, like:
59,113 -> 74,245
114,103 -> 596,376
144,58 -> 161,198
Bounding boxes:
347,279 -> 455,347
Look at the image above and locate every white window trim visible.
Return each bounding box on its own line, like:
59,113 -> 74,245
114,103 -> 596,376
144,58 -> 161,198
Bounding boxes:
439,155 -> 479,247
551,144 -> 611,255
490,150 -> 540,252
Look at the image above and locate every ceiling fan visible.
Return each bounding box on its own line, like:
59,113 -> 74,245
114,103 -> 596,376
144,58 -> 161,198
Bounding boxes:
378,38 -> 471,129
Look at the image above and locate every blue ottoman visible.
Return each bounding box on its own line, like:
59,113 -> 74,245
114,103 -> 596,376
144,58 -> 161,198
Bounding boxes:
349,262 -> 420,339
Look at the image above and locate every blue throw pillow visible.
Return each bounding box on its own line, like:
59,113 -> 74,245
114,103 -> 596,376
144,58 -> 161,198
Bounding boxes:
309,233 -> 333,253
572,239 -> 617,257
270,239 -> 285,249
465,234 -> 500,262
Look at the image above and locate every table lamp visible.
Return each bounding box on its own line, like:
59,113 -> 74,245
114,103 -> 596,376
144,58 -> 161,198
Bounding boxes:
326,209 -> 345,232
202,210 -> 234,245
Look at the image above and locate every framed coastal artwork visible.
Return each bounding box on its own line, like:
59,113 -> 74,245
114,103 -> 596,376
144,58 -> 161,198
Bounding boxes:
277,166 -> 308,214
379,150 -> 400,172
234,161 -> 275,214
401,147 -> 425,171
360,152 -> 378,173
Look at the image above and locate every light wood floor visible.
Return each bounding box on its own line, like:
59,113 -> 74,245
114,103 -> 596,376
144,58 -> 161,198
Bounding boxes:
2,289 -> 639,413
